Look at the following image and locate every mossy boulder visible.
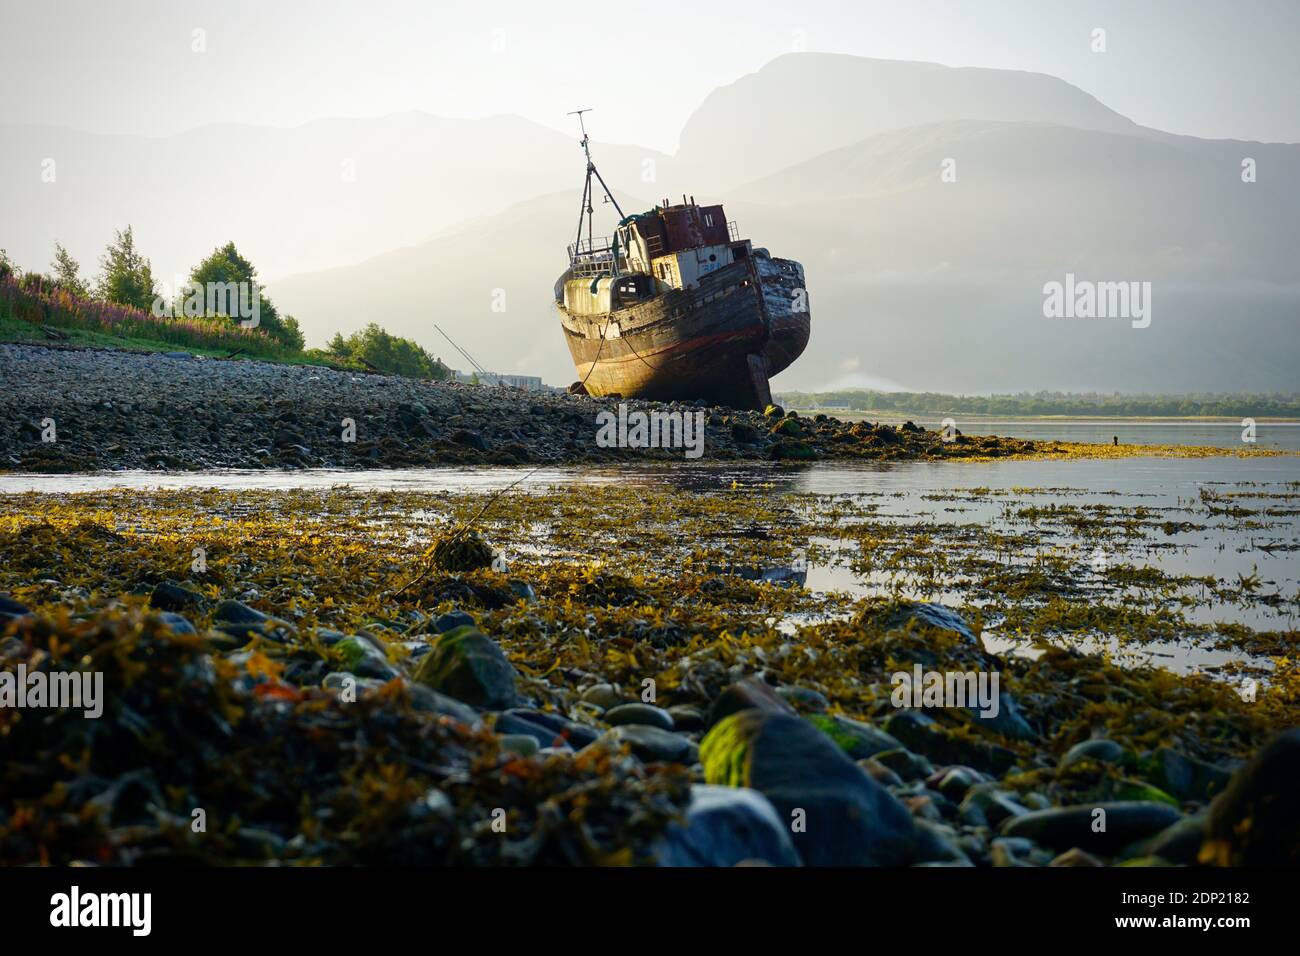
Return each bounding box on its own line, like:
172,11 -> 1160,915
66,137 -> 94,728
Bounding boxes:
1113,779 -> 1180,808
700,709 -> 916,866
412,625 -> 517,710
807,714 -> 902,760
768,439 -> 818,461
334,635 -> 399,680
1142,746 -> 1233,803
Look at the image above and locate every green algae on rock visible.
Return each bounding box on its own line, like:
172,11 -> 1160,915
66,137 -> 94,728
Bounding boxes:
412,625 -> 518,710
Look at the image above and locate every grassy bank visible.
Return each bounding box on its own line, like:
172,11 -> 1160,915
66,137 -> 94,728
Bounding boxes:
0,315 -> 339,365
0,277 -> 446,377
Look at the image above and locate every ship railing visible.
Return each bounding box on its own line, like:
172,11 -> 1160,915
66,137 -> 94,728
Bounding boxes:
568,255 -> 630,279
567,236 -> 628,278
727,220 -> 739,241
570,259 -> 618,279
568,235 -> 614,259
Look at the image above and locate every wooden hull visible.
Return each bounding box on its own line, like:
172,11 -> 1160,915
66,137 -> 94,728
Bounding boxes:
557,252 -> 809,410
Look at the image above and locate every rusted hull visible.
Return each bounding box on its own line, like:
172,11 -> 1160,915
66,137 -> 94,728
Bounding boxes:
558,253 -> 809,410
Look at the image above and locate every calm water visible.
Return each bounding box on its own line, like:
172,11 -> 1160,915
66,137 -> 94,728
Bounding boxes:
1,451 -> 1294,496
4,449 -> 1296,675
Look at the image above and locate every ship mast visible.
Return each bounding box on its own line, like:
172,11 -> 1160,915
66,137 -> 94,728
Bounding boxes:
568,109 -> 626,256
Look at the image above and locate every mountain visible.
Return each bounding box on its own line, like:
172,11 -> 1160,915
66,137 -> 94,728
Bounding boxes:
731,119 -> 1299,279
723,118 -> 1299,392
672,53 -> 1144,188
0,113 -> 666,285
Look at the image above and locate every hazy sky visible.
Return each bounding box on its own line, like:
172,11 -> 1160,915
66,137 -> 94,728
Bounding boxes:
3,0 -> 1298,150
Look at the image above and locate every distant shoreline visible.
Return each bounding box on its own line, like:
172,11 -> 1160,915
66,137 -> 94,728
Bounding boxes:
790,408 -> 1300,424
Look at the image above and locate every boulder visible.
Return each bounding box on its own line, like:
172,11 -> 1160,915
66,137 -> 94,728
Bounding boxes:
0,594 -> 31,622
653,785 -> 800,867
155,611 -> 197,635
433,610 -> 476,633
402,683 -> 481,725
500,708 -> 599,748
701,710 -> 916,866
149,580 -> 207,612
883,710 -> 1018,774
1126,814 -> 1206,865
1060,738 -> 1128,769
777,685 -> 830,713
334,635 -> 400,680
411,625 -> 517,710
1143,747 -> 1232,803
213,599 -> 294,643
604,702 -> 674,730
1200,729 -> 1300,866
579,683 -> 623,710
707,675 -> 795,728
598,725 -> 698,764
806,713 -> 902,760
877,601 -> 977,643
1002,801 -> 1182,853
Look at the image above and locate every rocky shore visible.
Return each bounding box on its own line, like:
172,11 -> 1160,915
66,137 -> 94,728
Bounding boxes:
0,343 -> 1181,472
1,485 -> 1295,867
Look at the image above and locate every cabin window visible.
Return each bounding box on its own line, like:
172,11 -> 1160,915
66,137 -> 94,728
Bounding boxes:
615,276 -> 648,307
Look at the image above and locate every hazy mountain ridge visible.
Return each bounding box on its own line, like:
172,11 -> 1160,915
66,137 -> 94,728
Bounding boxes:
672,53 -> 1145,187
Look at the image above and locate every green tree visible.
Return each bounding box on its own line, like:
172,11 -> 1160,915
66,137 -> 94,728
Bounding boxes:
187,241 -> 302,349
326,332 -> 349,357
96,226 -> 157,311
277,314 -> 306,351
326,323 -> 448,379
50,242 -> 89,298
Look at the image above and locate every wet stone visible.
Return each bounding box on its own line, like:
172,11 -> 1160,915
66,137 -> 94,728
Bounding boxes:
604,702 -> 674,730
652,785 -> 800,867
149,580 -> 207,612
597,725 -> 698,764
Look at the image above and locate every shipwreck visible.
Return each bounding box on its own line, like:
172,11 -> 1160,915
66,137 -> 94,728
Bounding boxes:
555,113 -> 810,410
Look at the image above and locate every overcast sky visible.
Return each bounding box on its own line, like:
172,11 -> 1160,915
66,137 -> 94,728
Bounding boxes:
2,0 -> 1298,150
